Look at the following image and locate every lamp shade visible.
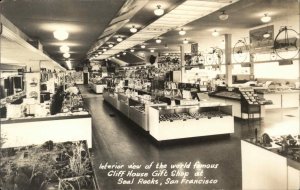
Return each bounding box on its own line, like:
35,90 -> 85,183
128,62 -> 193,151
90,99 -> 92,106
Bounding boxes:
60,45 -> 69,53
261,14 -> 271,23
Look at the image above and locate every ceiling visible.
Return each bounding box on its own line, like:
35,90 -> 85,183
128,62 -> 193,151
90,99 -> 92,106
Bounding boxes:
1,0 -> 299,68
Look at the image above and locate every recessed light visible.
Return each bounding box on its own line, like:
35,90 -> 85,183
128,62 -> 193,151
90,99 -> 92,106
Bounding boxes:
130,25 -> 138,33
154,5 -> 164,16
261,13 -> 271,23
179,28 -> 186,35
60,45 -> 70,53
53,29 -> 69,41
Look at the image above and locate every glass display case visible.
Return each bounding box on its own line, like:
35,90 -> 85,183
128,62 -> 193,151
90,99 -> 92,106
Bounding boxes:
148,104 -> 234,141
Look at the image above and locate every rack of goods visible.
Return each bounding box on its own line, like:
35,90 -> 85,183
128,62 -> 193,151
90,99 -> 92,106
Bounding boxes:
90,77 -> 107,94
148,104 -> 234,141
0,140 -> 98,190
1,86 -> 92,148
242,134 -> 300,190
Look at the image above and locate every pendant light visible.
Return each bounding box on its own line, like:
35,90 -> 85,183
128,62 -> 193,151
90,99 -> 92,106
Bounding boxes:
60,45 -> 69,53
154,5 -> 164,16
117,36 -> 123,42
179,28 -> 186,35
261,13 -> 271,23
63,53 -> 70,58
212,30 -> 219,37
156,38 -> 162,43
130,25 -> 138,33
263,32 -> 271,38
53,29 -> 69,41
183,39 -> 189,44
219,10 -> 229,20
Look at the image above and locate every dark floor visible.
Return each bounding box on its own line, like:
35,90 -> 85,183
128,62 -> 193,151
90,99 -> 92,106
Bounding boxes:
78,85 -> 299,190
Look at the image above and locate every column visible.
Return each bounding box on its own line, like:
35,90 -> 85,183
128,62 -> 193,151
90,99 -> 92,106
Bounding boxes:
224,34 -> 232,86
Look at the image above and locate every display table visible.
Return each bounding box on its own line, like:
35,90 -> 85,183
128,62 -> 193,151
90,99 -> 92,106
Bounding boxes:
256,90 -> 299,109
241,140 -> 300,190
148,104 -> 234,141
1,113 -> 92,148
91,82 -> 106,94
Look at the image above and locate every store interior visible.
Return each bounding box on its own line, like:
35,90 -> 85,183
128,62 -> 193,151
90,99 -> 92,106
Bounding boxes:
0,0 -> 299,189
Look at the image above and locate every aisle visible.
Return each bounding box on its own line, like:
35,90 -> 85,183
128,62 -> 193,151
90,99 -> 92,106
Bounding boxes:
78,85 -> 242,190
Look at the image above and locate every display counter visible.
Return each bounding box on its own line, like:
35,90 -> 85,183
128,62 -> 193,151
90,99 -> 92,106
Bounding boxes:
255,90 -> 299,109
148,104 -> 234,141
103,91 -> 118,108
241,139 -> 300,190
1,112 -> 92,148
90,82 -> 106,94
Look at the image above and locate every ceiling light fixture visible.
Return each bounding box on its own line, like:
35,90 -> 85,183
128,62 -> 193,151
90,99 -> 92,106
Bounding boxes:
130,25 -> 138,33
123,52 -> 127,55
141,44 -> 146,48
219,10 -> 229,20
117,36 -> 123,42
63,53 -> 70,58
156,38 -> 162,43
53,29 -> 69,41
154,5 -> 164,16
150,49 -> 154,53
60,45 -> 70,53
108,44 -> 114,48
261,13 -> 271,23
183,39 -> 189,44
164,44 -> 169,49
117,54 -> 120,57
130,49 -> 135,52
179,28 -> 186,35
103,48 -> 107,52
212,30 -> 219,37
98,51 -> 102,55
263,32 -> 271,38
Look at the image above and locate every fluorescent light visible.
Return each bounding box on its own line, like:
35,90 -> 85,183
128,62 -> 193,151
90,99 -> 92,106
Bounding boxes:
212,30 -> 219,37
130,25 -> 138,33
261,13 -> 271,23
53,29 -> 69,41
156,38 -> 162,43
60,45 -> 70,53
179,28 -> 186,35
141,44 -> 146,48
183,39 -> 189,44
63,53 -> 70,58
154,5 -> 164,16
